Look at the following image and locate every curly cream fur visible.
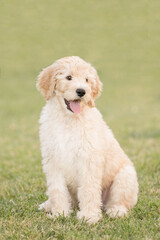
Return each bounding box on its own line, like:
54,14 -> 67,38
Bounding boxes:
37,56 -> 138,223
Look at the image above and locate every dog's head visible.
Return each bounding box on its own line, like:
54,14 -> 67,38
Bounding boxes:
37,56 -> 102,114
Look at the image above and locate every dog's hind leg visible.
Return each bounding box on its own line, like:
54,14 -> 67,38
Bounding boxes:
39,199 -> 52,213
105,165 -> 138,217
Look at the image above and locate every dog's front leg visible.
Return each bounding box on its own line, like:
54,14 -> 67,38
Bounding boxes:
42,171 -> 72,217
77,160 -> 102,223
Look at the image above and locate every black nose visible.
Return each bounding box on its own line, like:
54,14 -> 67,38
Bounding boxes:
76,88 -> 86,97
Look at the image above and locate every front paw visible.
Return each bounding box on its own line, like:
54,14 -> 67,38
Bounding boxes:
77,210 -> 102,224
50,207 -> 71,218
106,205 -> 128,218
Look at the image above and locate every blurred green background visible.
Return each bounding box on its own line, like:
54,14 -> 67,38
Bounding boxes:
0,0 -> 160,239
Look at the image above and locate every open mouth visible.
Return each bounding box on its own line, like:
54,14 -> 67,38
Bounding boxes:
64,99 -> 81,114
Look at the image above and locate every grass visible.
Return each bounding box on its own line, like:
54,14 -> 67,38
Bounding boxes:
0,0 -> 160,239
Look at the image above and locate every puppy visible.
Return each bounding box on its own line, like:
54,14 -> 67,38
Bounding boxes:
37,56 -> 138,223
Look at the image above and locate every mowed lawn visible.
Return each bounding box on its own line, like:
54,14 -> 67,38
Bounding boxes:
0,0 -> 160,239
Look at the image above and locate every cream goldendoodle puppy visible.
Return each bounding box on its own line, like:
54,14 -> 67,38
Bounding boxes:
37,56 -> 138,223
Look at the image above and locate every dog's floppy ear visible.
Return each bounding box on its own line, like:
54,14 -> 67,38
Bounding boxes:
92,74 -> 102,99
36,64 -> 57,100
88,73 -> 102,108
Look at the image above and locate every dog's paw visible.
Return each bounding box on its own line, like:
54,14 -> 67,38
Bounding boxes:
39,200 -> 71,217
50,207 -> 71,218
39,200 -> 52,213
77,210 -> 102,224
106,205 -> 127,218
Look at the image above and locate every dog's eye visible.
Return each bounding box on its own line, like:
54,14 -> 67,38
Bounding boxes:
86,78 -> 88,82
66,75 -> 72,80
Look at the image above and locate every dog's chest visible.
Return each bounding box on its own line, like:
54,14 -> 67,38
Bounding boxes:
40,106 -> 106,187
53,121 -> 87,164
43,118 -> 91,179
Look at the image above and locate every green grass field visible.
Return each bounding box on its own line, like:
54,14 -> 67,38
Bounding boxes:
0,0 -> 160,239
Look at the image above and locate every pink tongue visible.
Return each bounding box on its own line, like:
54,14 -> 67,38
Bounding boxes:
70,101 -> 81,114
